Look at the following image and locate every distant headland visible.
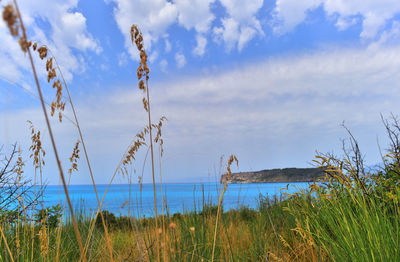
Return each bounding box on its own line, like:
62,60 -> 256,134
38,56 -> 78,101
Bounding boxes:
220,167 -> 325,183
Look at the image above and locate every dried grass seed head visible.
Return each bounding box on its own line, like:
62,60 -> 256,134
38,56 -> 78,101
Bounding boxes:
153,116 -> 167,143
18,36 -> 31,52
15,148 -> 25,182
142,97 -> 149,111
46,58 -> 53,71
27,120 -> 46,168
37,46 -> 47,59
130,25 -> 149,87
38,50 -> 66,123
68,140 -> 80,174
3,5 -> 19,37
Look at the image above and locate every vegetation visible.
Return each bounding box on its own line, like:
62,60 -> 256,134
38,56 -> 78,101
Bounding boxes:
221,167 -> 325,183
2,1 -> 400,261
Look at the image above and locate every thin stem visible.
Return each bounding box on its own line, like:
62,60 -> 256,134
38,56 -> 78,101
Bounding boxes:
159,146 -> 166,259
0,225 -> 14,262
51,52 -> 114,262
146,78 -> 160,262
12,1 -> 87,261
211,187 -> 225,262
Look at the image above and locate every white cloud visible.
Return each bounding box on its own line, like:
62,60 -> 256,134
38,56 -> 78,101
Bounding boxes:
110,0 -> 178,60
238,26 -> 257,51
175,0 -> 215,34
149,50 -> 159,63
175,52 -> 186,68
213,0 -> 264,51
0,21 -> 28,80
0,0 -> 101,83
110,0 -> 217,58
335,16 -> 358,31
175,0 -> 215,55
193,35 -> 207,56
4,44 -> 400,183
118,52 -> 128,67
213,18 -> 238,51
272,0 -> 322,34
273,0 -> 400,39
58,12 -> 102,54
369,21 -> 400,50
164,38 -> 172,53
109,0 -> 268,56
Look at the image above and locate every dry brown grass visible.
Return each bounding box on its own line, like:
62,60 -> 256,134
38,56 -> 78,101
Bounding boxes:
3,1 -> 87,260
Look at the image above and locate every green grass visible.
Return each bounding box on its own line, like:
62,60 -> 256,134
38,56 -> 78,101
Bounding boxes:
2,167 -> 400,262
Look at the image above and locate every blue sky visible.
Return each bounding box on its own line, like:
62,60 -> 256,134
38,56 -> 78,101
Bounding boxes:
1,0 -> 400,185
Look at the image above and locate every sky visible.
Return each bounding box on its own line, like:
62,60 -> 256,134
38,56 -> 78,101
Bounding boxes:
1,0 -> 400,185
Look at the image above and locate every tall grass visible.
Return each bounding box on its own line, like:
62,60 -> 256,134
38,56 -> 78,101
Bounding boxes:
3,1 -> 86,261
2,1 -> 400,262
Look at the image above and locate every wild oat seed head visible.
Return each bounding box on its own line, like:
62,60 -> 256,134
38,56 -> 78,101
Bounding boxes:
15,149 -> 25,181
37,46 -> 47,59
138,80 -> 145,90
32,42 -> 37,51
18,36 -> 31,52
130,25 -> 150,92
68,140 -> 80,174
3,5 -> 19,37
153,116 -> 167,144
50,101 -> 56,116
122,130 -> 147,167
28,121 -> 46,168
46,58 -> 53,71
142,97 -> 149,111
49,79 -> 65,122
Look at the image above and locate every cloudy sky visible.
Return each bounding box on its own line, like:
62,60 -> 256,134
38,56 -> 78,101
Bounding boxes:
1,0 -> 400,185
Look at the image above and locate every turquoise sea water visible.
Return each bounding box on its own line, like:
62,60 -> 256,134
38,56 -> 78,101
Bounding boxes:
43,182 -> 309,217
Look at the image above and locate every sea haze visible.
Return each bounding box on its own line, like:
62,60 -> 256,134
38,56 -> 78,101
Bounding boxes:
43,182 -> 309,217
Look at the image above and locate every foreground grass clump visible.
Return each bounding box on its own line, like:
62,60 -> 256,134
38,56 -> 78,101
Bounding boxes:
0,196 -> 301,261
280,120 -> 400,262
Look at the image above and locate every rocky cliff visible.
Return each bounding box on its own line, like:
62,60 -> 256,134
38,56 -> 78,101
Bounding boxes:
220,167 -> 325,183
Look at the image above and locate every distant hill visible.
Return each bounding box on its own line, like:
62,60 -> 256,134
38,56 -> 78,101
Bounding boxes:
220,167 -> 325,183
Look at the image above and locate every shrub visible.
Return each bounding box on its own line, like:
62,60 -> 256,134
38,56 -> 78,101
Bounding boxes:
36,204 -> 62,229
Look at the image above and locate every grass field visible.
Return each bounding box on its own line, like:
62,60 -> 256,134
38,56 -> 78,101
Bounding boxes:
2,1 -> 400,261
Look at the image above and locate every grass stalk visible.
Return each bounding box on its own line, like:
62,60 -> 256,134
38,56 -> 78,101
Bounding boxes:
211,155 -> 237,261
145,76 -> 160,262
12,1 -> 87,261
0,225 -> 14,262
49,51 -> 114,262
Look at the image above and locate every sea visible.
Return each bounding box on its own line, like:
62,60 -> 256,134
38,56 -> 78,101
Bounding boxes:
43,182 -> 309,217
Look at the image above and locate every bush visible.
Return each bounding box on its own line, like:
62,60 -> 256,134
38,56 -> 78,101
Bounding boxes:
96,210 -> 117,230
36,204 -> 62,229
200,203 -> 221,217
